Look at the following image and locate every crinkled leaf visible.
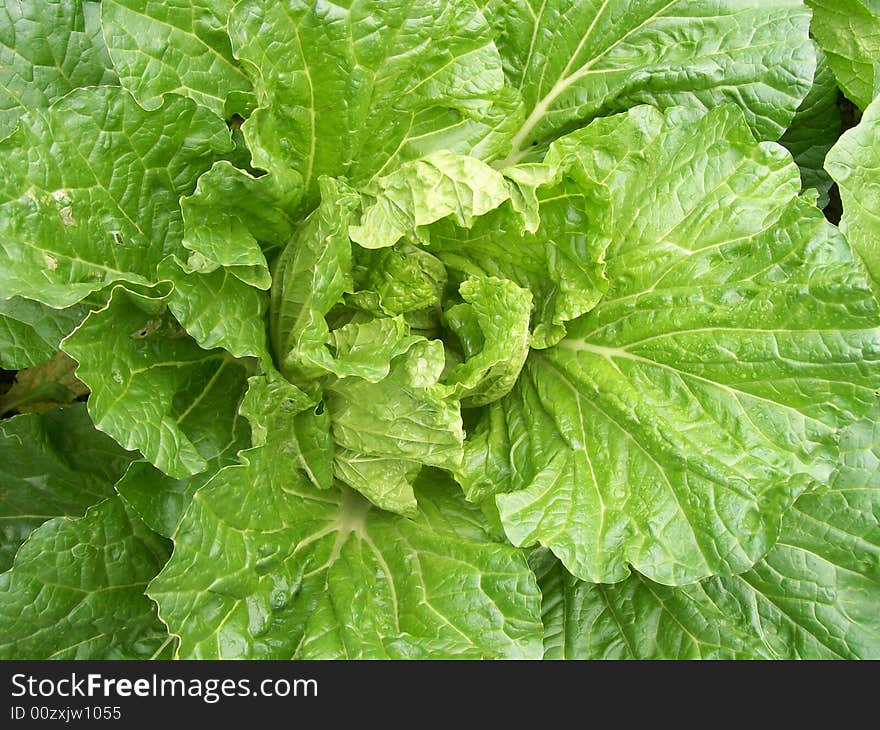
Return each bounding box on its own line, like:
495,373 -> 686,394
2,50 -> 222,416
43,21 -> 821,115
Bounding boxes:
0,86 -> 232,307
228,0 -> 515,207
269,178 -> 361,383
159,257 -> 270,361
62,285 -> 251,479
443,276 -> 531,407
429,170 -> 607,349
806,0 -> 880,110
535,416 -> 880,659
780,47 -> 841,208
0,297 -> 87,369
488,0 -> 816,165
0,405 -> 134,571
0,497 -> 173,659
0,0 -> 117,139
270,178 -> 418,384
179,162 -> 299,289
328,339 -> 464,473
349,243 -> 447,325
102,0 -> 253,115
349,152 -> 511,249
324,317 -> 421,383
826,92 -> 880,284
460,105 -> 880,585
238,372 -> 333,490
148,462 -> 542,659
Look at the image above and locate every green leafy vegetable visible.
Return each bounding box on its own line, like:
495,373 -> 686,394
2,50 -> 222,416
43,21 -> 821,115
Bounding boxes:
826,91 -> 880,283
806,0 -> 880,110
0,405 -> 133,571
534,415 -> 880,659
1,0 -> 878,661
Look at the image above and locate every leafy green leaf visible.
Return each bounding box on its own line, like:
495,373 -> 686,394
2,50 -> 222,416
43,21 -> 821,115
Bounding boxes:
534,415 -> 880,659
0,405 -> 134,571
0,496 -> 173,659
0,0 -> 117,139
0,297 -> 87,369
0,86 -> 232,307
428,165 -> 607,349
228,0 -> 515,207
62,285 -> 251,479
460,105 -> 880,585
115,408 -> 250,539
327,339 -> 464,472
443,276 -> 532,407
487,0 -> 817,165
238,372 -> 333,491
349,151 -> 511,249
159,257 -> 270,361
148,461 -> 543,659
269,177 -> 361,383
179,162 -> 298,288
806,0 -> 880,110
826,92 -> 880,284
102,0 -> 253,116
780,47 -> 841,208
349,243 -> 447,326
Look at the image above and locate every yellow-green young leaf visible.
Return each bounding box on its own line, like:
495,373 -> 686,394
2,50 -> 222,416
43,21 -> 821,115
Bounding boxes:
0,405 -> 134,571
349,152 -> 511,249
349,243 -> 447,325
806,0 -> 880,110
0,0 -> 117,139
428,166 -> 607,349
62,286 -> 251,480
826,93 -> 880,284
443,276 -> 532,407
228,0 -> 517,208
148,464 -> 542,659
238,372 -> 333,491
534,416 -> 880,659
327,335 -> 464,513
459,105 -> 880,585
269,178 -> 361,384
0,497 -> 173,659
102,0 -> 253,116
488,0 -> 817,165
0,86 -> 232,308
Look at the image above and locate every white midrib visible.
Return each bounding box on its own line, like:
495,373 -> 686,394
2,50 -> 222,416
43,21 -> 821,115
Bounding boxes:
303,489 -> 371,579
557,338 -> 835,436
498,0 -> 678,167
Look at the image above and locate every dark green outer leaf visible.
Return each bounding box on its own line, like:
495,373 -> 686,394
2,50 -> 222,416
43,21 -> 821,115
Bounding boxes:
0,405 -> 134,572
0,497 -> 173,659
0,298 -> 87,369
